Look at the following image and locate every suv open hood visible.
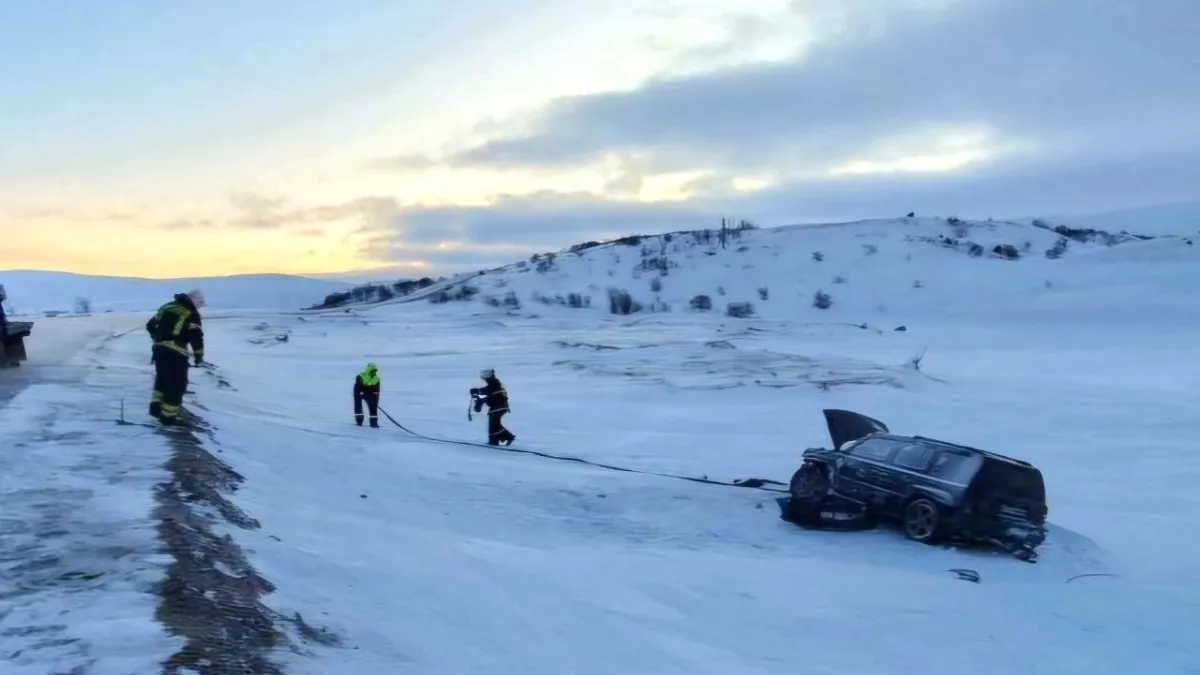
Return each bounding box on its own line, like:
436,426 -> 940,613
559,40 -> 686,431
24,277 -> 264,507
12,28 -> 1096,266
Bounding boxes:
823,409 -> 890,449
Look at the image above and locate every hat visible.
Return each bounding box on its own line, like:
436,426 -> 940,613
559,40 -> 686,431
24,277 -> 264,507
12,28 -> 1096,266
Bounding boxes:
186,289 -> 206,308
480,368 -> 494,379
366,362 -> 378,372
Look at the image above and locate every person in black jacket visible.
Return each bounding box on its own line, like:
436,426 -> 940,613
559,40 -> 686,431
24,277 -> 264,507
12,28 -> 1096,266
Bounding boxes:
471,368 -> 515,446
0,283 -> 7,340
353,362 -> 381,427
145,291 -> 205,424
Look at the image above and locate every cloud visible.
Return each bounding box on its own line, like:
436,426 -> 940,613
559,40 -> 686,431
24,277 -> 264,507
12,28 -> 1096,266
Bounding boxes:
158,195 -> 402,233
429,0 -> 1198,180
358,142 -> 1200,275
360,154 -> 441,173
158,0 -> 1200,277
393,191 -> 709,246
353,190 -> 714,273
721,146 -> 1200,223
8,209 -> 138,224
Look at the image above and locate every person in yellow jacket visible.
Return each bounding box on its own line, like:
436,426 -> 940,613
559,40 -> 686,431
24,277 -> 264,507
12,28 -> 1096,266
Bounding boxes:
146,290 -> 205,425
353,362 -> 381,427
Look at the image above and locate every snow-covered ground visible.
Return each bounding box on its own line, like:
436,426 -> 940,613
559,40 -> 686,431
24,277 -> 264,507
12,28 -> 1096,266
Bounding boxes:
3,213 -> 1199,673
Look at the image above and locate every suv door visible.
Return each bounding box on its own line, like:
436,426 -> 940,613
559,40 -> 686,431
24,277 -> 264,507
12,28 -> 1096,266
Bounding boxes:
836,438 -> 899,505
884,442 -> 938,511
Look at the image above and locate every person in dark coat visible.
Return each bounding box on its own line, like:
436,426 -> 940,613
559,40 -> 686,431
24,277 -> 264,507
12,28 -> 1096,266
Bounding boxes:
353,362 -> 381,427
471,368 -> 515,446
0,283 -> 7,340
146,290 -> 205,424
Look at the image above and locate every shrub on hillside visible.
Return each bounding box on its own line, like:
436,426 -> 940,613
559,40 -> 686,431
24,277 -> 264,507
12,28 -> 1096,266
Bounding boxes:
313,277 -> 437,309
992,244 -> 1020,260
607,288 -> 642,315
569,240 -> 603,255
967,243 -> 984,257
533,252 -> 557,273
1045,238 -> 1068,259
484,291 -> 521,310
948,217 -> 969,238
726,302 -> 755,318
636,255 -> 675,276
811,251 -> 824,261
690,294 -> 713,311
813,289 -> 833,310
394,277 -> 436,295
832,275 -> 846,284
757,286 -> 769,301
650,277 -> 663,293
532,292 -> 590,308
428,284 -> 479,304
862,244 -> 879,255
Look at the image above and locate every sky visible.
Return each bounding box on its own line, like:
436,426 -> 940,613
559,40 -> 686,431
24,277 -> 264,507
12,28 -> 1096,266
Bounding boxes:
1,0 -> 1196,279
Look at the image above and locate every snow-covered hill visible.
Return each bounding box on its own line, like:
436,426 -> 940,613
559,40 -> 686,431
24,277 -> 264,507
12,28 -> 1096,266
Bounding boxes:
315,213 -> 1198,330
0,270 -> 354,316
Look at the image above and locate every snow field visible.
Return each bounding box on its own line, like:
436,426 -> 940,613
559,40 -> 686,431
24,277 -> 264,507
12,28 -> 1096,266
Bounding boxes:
161,291 -> 1200,674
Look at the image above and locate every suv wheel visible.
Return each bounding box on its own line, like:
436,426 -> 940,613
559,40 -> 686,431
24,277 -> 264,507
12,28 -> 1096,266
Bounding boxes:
789,463 -> 829,503
903,497 -> 941,542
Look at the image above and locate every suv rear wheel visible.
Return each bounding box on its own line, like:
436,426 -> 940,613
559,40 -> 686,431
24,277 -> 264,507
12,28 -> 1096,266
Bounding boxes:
903,497 -> 942,543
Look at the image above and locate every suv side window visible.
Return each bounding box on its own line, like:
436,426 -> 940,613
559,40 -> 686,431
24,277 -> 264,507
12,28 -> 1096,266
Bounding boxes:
928,450 -> 982,484
848,438 -> 897,462
892,443 -> 934,471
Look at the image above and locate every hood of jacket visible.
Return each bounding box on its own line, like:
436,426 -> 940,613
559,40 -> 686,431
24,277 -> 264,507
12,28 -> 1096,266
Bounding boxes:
173,293 -> 199,314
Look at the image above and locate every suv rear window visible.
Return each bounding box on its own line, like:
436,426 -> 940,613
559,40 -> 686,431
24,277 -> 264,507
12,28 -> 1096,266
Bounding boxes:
976,460 -> 1046,502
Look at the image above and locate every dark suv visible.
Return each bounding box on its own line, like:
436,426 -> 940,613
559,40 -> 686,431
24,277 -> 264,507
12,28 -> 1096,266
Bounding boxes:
783,409 -> 1049,561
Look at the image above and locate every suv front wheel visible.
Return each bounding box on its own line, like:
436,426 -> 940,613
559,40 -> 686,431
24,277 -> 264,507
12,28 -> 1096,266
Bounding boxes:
903,497 -> 942,543
789,463 -> 829,503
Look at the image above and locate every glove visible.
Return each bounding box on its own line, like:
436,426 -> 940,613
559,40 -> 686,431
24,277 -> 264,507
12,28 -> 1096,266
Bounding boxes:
193,356 -> 204,367
473,398 -> 484,414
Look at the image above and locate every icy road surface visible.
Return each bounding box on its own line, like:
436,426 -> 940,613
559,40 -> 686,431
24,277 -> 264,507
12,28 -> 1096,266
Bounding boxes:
1,314 -> 185,674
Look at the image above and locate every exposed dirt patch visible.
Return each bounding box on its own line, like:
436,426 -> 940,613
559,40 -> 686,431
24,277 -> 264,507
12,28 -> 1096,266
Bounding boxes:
153,418 -> 283,674
152,410 -> 341,675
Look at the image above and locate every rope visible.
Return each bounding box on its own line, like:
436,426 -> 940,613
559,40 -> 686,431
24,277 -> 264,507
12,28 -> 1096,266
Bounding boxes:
376,406 -> 789,494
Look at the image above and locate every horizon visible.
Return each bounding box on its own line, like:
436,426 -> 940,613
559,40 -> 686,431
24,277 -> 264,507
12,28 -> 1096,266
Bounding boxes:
3,1 -> 1196,278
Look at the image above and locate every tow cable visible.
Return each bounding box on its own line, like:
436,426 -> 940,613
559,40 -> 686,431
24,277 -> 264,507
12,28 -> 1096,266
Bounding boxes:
377,406 -> 789,494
